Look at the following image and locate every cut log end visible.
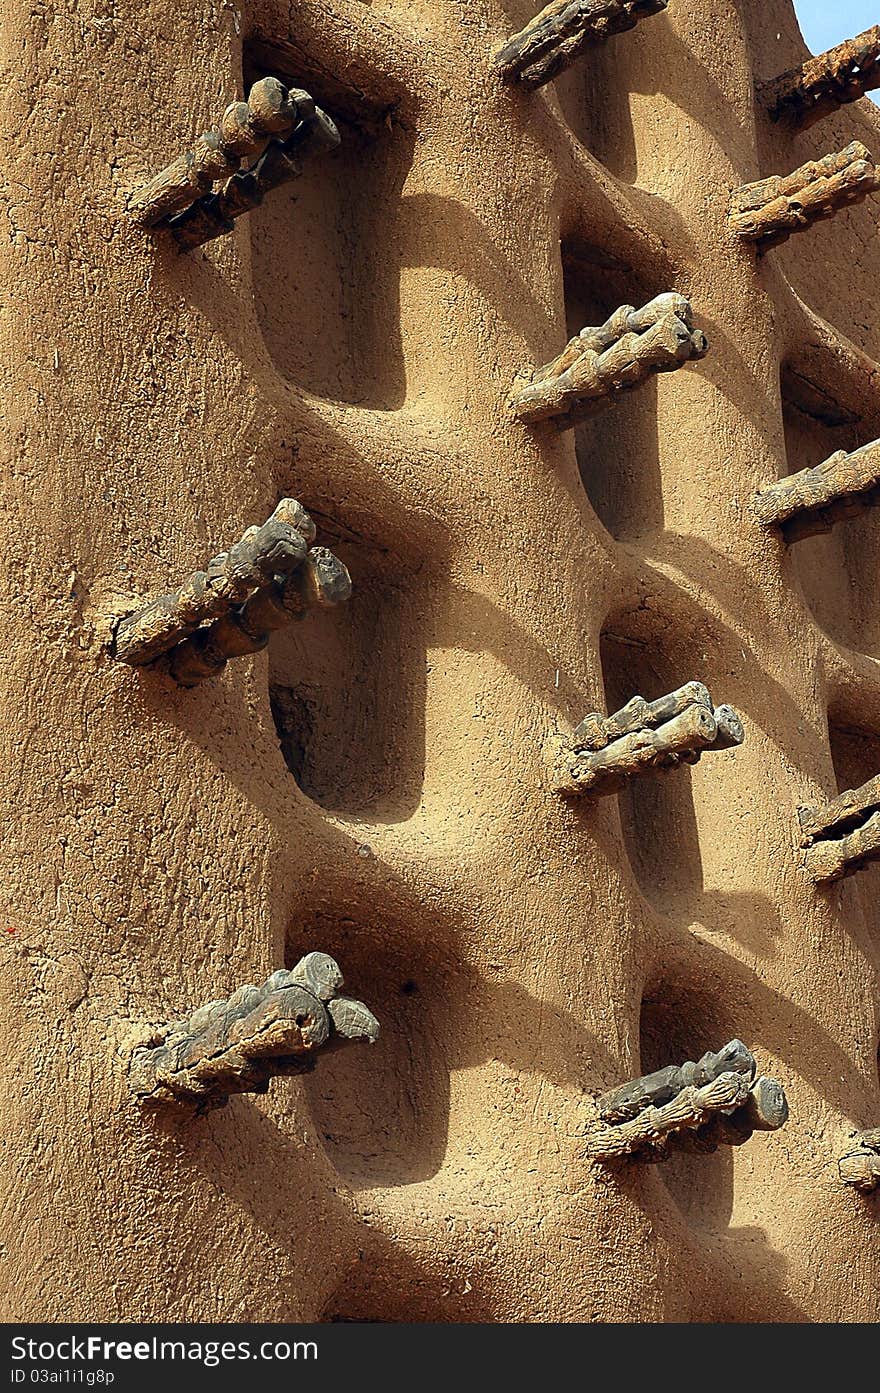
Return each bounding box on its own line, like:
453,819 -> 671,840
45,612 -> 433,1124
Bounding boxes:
511,293 -> 707,429
129,957 -> 379,1108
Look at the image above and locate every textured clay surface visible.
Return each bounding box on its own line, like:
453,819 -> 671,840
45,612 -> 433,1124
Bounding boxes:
1,0 -> 878,1322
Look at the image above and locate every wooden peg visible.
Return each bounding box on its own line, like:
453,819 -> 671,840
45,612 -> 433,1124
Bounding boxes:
752,439 -> 880,542
168,105 -> 341,252
729,142 -> 880,250
167,546 -> 352,688
759,26 -> 880,130
511,293 -> 707,430
586,1042 -> 787,1163
597,1039 -> 756,1122
112,499 -> 316,667
494,0 -> 668,91
553,682 -> 743,798
838,1130 -> 880,1192
798,775 -> 880,883
129,954 -> 379,1108
128,76 -> 304,228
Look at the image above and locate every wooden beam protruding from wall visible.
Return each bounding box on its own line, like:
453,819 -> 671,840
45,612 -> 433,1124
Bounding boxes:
759,26 -> 880,130
129,954 -> 379,1108
798,775 -> 880,883
494,0 -> 668,91
552,681 -> 743,798
838,1130 -> 880,1192
729,142 -> 880,250
112,498 -> 351,686
585,1040 -> 788,1163
753,439 -> 880,542
129,78 -> 311,227
510,293 -> 708,430
167,104 -> 340,252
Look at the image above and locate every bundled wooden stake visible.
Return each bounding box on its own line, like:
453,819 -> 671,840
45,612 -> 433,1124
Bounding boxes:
112,498 -> 351,685
596,1039 -> 756,1122
585,1040 -> 788,1163
798,775 -> 880,883
494,0 -> 668,91
168,105 -> 341,252
553,681 -> 743,798
129,77 -> 309,227
759,26 -> 880,130
753,439 -> 880,542
511,293 -> 708,430
129,953 -> 379,1108
168,546 -> 351,687
729,142 -> 880,250
838,1129 -> 880,1192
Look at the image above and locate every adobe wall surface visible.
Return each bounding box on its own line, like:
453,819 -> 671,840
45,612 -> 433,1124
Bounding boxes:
0,0 -> 877,1321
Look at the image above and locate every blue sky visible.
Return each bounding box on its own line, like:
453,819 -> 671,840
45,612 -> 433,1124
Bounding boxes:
794,1 -> 877,53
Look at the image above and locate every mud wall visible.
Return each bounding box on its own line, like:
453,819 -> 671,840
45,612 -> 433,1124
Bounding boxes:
1,0 -> 878,1321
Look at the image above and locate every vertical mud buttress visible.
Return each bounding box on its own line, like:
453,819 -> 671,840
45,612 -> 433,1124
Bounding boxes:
1,0 -> 879,1323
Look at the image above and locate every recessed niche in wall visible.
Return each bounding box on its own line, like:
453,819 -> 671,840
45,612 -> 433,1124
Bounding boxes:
289,909 -> 461,1191
552,36 -> 638,183
828,718 -> 880,930
245,43 -> 412,409
561,241 -> 662,540
782,364 -> 880,657
639,990 -> 736,1230
268,545 -> 427,819
776,192 -> 880,364
599,617 -> 704,911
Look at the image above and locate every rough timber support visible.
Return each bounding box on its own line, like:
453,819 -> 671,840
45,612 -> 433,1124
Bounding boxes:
552,682 -> 744,798
167,105 -> 341,252
596,1039 -> 757,1121
112,499 -> 351,685
585,1041 -> 788,1164
129,78 -> 307,227
759,27 -> 880,130
838,1130 -> 880,1192
752,439 -> 880,542
510,293 -> 708,429
729,142 -> 880,250
798,776 -> 880,883
168,547 -> 352,688
494,0 -> 668,91
129,954 -> 379,1108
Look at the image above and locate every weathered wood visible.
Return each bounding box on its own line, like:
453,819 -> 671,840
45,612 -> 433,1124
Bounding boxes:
511,294 -> 708,430
713,704 -> 745,749
112,498 -> 317,667
648,1075 -> 788,1157
128,78 -> 305,228
803,811 -> 880,883
167,546 -> 352,688
798,774 -> 880,841
554,684 -> 743,799
588,1042 -> 787,1164
129,953 -> 379,1108
798,775 -> 880,883
494,0 -> 668,91
729,142 -> 880,250
740,1075 -> 789,1131
586,1072 -> 751,1160
168,105 -> 341,253
753,439 -> 880,542
838,1131 -> 880,1192
573,680 -> 711,751
533,293 -> 695,384
759,26 -> 880,131
597,1039 -> 756,1122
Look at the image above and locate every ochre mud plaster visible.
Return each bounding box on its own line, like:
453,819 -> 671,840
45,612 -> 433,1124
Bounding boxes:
1,0 -> 878,1323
